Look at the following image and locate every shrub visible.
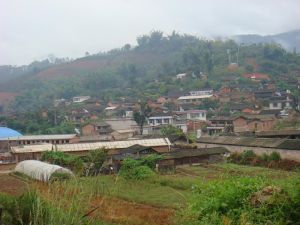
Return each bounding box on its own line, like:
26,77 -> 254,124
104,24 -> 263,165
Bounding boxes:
49,172 -> 73,182
181,177 -> 300,225
240,150 -> 256,164
41,151 -> 84,174
83,148 -> 108,176
139,154 -> 162,170
260,152 -> 270,162
228,152 -> 241,163
119,155 -> 159,180
269,151 -> 281,162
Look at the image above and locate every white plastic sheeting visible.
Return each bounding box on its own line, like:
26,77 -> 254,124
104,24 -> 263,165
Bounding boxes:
15,160 -> 74,182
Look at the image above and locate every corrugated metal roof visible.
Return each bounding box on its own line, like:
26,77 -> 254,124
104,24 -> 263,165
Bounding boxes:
1,134 -> 77,141
178,95 -> 213,100
11,138 -> 171,153
0,127 -> 22,139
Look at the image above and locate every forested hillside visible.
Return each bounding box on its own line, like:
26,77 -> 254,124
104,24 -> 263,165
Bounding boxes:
1,31 -> 300,113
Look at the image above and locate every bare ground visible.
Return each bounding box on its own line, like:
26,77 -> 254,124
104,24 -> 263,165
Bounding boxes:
0,174 -> 27,196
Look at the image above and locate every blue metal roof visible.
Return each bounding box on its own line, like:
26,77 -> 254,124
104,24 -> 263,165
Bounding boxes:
0,127 -> 22,138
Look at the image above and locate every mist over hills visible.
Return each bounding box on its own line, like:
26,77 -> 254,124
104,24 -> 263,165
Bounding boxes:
232,30 -> 300,52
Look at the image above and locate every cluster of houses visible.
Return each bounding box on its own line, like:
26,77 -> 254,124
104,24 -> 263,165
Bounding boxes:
1,72 -> 300,170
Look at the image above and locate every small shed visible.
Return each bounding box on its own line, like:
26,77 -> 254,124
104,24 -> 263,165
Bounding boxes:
157,147 -> 229,170
15,160 -> 74,182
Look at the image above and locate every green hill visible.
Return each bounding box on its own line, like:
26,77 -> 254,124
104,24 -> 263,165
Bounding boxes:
0,31 -> 300,112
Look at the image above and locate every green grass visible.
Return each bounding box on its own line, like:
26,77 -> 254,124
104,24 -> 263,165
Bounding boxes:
3,163 -> 299,224
66,175 -> 192,208
48,163 -> 299,209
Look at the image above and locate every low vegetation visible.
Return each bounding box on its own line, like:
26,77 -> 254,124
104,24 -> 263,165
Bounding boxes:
229,150 -> 300,171
0,190 -> 107,225
119,154 -> 162,180
41,148 -> 107,175
179,176 -> 300,225
1,163 -> 300,225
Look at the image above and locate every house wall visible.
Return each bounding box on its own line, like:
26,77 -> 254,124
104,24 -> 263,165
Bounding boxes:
82,124 -> 96,136
187,120 -> 206,132
112,131 -> 135,141
269,102 -> 283,109
175,124 -> 188,133
233,118 -> 275,133
152,146 -> 170,153
233,118 -> 248,132
0,137 -> 79,151
247,120 -> 275,132
186,112 -> 206,121
157,154 -> 224,171
196,142 -> 300,162
148,116 -> 173,126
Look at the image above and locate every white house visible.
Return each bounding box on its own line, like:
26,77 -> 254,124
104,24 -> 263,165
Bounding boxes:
176,73 -> 187,80
178,94 -> 213,104
269,96 -> 292,110
175,110 -> 207,121
72,96 -> 90,103
189,89 -> 213,96
148,113 -> 174,126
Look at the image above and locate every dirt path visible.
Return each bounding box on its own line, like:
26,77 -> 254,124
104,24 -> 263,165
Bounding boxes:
90,196 -> 175,225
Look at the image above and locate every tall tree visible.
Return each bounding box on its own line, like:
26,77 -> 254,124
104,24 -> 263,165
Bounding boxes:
133,102 -> 151,135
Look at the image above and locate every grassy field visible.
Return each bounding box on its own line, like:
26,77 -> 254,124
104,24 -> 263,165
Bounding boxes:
1,163 -> 299,225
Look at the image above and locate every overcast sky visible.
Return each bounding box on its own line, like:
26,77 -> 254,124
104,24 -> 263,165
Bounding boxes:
1,0 -> 300,65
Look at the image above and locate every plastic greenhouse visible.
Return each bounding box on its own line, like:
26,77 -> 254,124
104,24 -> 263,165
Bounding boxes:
15,160 -> 74,182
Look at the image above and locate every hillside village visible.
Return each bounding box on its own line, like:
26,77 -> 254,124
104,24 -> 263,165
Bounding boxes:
1,31 -> 300,224
2,0 -> 300,223
2,68 -> 300,165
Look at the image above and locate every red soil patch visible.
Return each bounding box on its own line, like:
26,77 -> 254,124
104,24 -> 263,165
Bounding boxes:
0,174 -> 27,196
34,183 -> 175,225
0,92 -> 17,105
90,196 -> 175,225
35,59 -> 108,78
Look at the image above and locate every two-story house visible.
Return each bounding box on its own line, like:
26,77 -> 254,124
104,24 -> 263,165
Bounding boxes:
269,93 -> 292,110
81,122 -> 113,140
148,112 -> 174,126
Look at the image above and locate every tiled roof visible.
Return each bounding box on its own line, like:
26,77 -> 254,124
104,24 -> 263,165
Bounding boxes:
161,147 -> 229,159
197,136 -> 300,150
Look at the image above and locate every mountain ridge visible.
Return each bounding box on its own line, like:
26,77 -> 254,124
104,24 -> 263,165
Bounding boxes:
232,29 -> 300,52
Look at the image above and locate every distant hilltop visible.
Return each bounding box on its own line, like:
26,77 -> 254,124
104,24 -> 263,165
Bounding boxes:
232,30 -> 300,52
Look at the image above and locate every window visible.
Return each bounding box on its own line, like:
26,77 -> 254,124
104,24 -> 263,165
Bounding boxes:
163,118 -> 169,123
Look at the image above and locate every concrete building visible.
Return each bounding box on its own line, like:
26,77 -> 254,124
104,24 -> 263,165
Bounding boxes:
72,96 -> 90,103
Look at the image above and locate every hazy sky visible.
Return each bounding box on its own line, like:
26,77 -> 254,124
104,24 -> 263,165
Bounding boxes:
1,0 -> 300,65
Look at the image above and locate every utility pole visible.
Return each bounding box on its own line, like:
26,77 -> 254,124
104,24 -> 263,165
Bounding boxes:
236,46 -> 239,65
227,49 -> 231,64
